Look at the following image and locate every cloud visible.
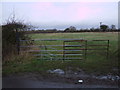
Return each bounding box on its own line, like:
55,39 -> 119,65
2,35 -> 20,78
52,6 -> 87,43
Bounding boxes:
1,2 -> 118,28
1,0 -> 119,2
32,2 -> 103,23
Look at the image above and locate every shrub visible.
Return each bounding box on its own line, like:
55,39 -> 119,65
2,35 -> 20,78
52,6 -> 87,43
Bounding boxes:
2,18 -> 33,61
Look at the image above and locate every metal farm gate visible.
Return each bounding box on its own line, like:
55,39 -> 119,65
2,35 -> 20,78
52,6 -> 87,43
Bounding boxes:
63,40 -> 87,60
19,39 -> 109,61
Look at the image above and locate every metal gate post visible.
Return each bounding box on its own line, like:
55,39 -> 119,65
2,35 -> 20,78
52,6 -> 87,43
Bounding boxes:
107,40 -> 109,59
63,41 -> 65,61
85,40 -> 87,60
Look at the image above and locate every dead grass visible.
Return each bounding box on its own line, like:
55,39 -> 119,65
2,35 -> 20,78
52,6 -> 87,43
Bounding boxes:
3,51 -> 34,65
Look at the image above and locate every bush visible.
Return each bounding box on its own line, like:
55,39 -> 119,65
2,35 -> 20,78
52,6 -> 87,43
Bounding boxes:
2,19 -> 33,61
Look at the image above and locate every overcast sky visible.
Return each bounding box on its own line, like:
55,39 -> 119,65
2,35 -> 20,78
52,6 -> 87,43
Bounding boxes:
1,0 -> 119,30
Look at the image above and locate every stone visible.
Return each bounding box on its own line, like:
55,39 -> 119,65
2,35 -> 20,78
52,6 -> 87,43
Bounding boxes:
47,69 -> 65,75
53,69 -> 65,75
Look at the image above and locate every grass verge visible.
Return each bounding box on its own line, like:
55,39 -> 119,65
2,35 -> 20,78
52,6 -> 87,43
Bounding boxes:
3,32 -> 119,76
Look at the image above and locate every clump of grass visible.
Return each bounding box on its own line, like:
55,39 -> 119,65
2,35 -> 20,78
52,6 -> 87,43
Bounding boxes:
2,52 -> 34,75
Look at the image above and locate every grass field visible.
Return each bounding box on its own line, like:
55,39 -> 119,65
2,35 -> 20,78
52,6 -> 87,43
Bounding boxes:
29,32 -> 118,60
3,32 -> 119,75
29,32 -> 118,54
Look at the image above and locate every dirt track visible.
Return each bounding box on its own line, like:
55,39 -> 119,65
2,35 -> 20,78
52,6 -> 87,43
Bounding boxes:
2,73 -> 119,88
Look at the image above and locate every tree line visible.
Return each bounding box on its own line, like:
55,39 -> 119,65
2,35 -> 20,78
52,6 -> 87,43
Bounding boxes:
25,25 -> 119,34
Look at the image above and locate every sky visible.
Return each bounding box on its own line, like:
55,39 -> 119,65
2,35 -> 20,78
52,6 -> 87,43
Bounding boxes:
1,0 -> 119,30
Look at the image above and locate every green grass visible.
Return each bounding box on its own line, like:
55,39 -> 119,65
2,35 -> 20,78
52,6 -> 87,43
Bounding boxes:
29,32 -> 118,60
29,32 -> 118,51
3,32 -> 119,76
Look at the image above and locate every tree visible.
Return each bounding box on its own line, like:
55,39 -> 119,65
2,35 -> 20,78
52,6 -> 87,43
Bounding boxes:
64,28 -> 69,32
69,26 -> 76,31
100,25 -> 109,31
90,27 -> 95,31
111,25 -> 116,30
64,26 -> 76,32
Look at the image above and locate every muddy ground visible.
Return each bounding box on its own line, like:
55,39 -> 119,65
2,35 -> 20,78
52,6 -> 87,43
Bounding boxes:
2,72 -> 119,88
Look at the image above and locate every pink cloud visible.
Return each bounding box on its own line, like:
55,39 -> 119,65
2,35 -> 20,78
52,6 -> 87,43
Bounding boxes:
75,7 -> 102,21
68,3 -> 102,21
30,2 -> 102,23
30,2 -> 63,20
